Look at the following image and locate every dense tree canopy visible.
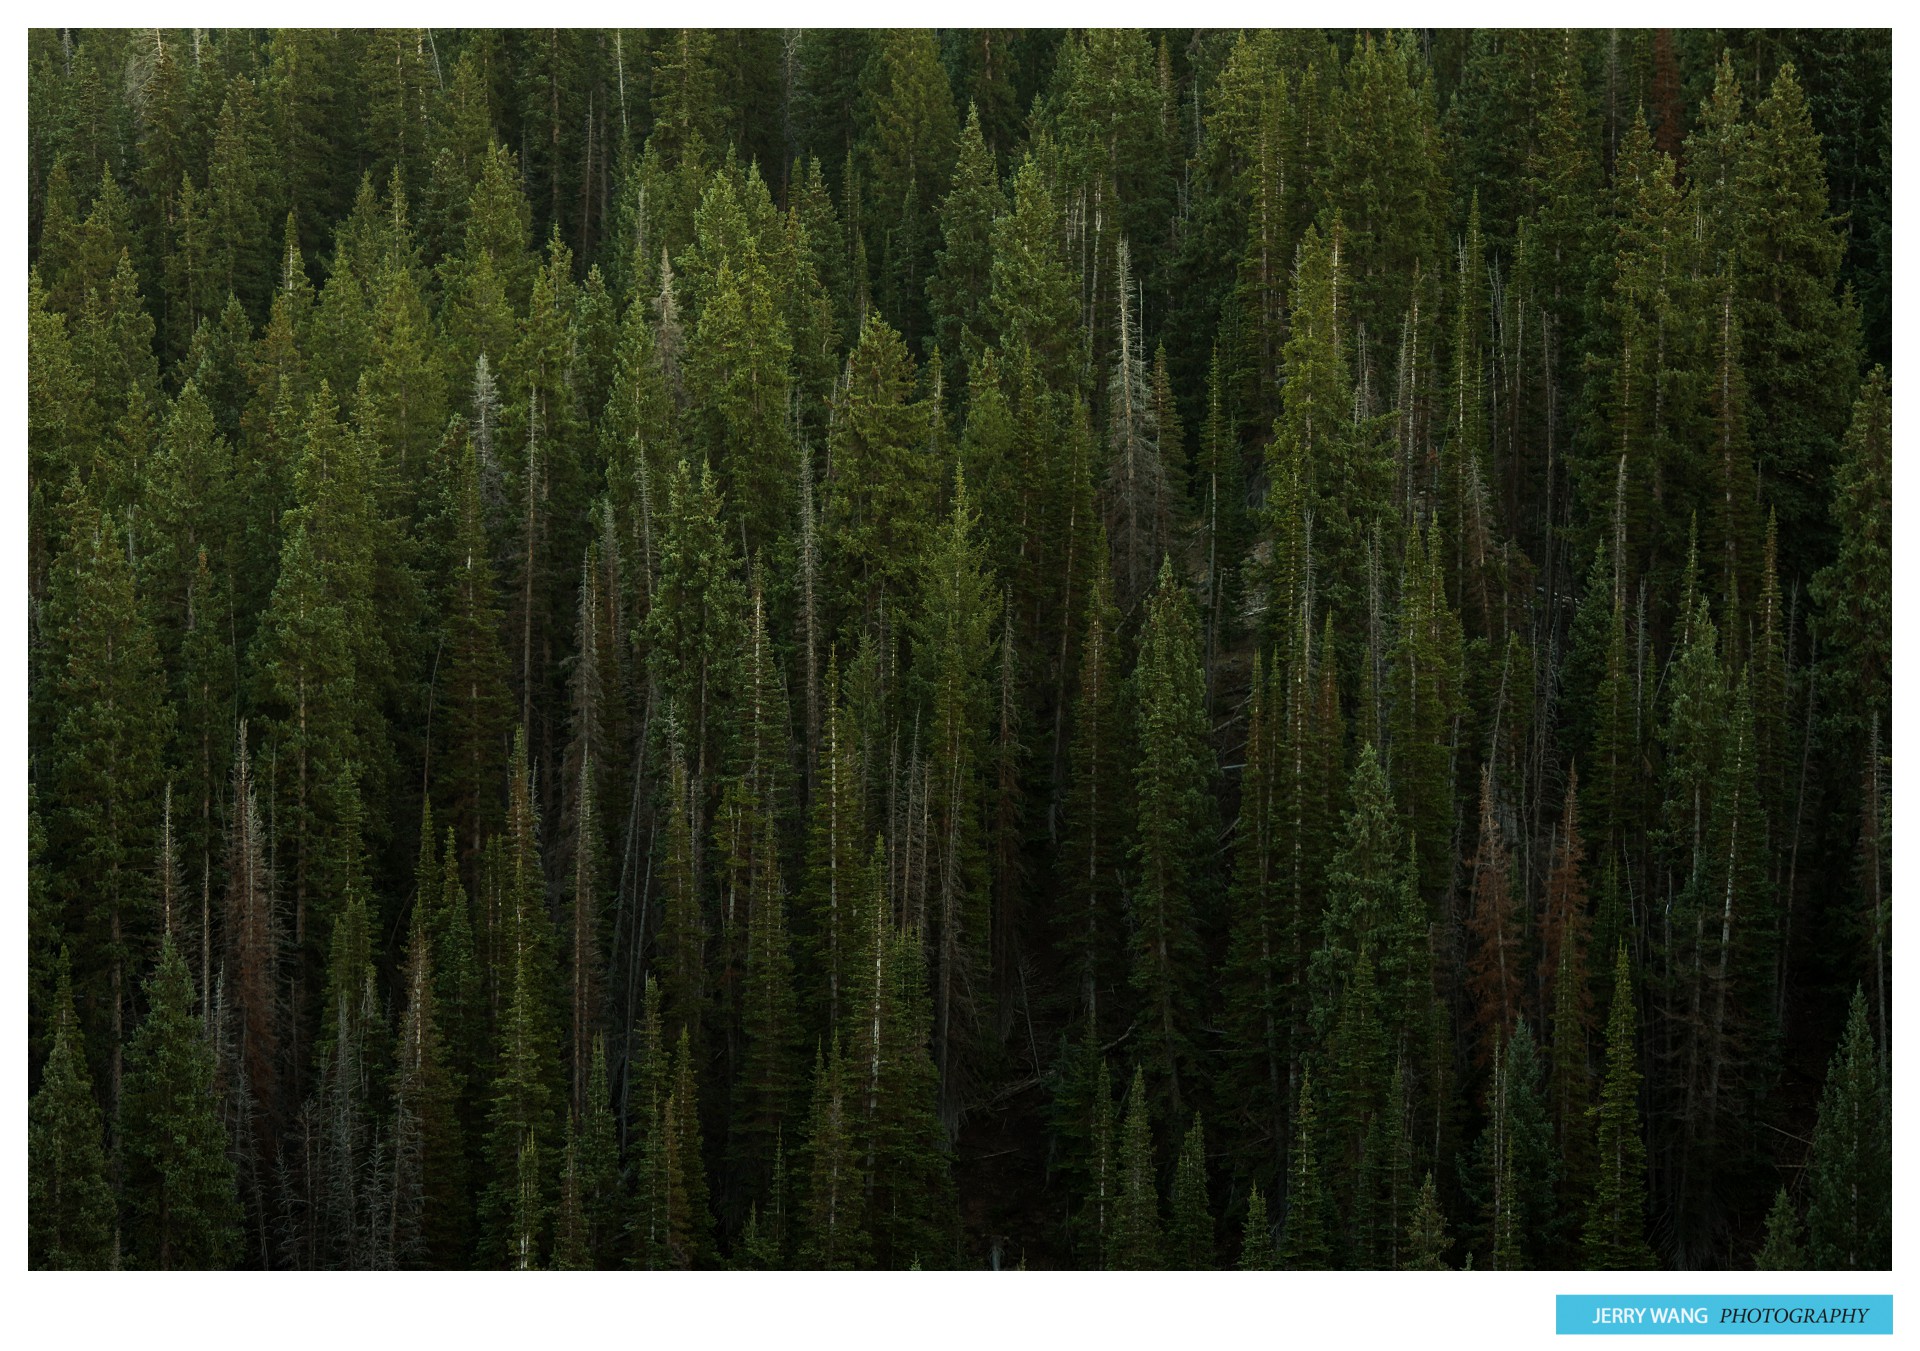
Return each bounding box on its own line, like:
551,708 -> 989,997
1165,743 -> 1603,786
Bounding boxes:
27,26 -> 1891,1271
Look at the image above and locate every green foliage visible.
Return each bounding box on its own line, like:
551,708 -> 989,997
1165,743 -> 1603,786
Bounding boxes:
1584,947 -> 1654,1269
1166,1114 -> 1214,1269
1755,1187 -> 1806,1271
1804,989 -> 1890,1270
121,936 -> 242,1268
1110,1067 -> 1162,1270
29,956 -> 117,1269
23,26 -> 1887,1275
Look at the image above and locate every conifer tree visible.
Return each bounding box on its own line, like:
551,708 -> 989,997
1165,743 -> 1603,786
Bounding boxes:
392,873 -> 467,1267
1803,989 -> 1891,1270
1466,764 -> 1520,1069
29,955 -> 116,1269
121,936 -> 242,1269
662,1025 -> 716,1269
928,103 -> 1003,392
734,786 -> 802,1206
1167,1114 -> 1214,1269
1402,1171 -> 1451,1270
824,311 -> 933,636
1585,946 -> 1654,1269
914,468 -> 1000,1124
1737,63 -> 1862,575
480,731 -> 563,1266
1076,1048 -> 1118,1267
1755,1187 -> 1806,1270
988,155 -> 1081,393
1111,1066 -> 1162,1270
1130,559 -> 1213,1114
798,1039 -> 870,1269
861,29 -> 958,348
1239,1184 -> 1276,1270
1386,520 -> 1462,898
1104,238 -> 1175,614
1058,550 -> 1132,1038
222,724 -> 281,1169
865,923 -> 958,1267
47,500 -> 174,1113
1281,1069 -> 1330,1270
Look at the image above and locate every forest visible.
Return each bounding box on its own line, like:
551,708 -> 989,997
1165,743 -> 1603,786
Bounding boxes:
25,28 -> 1892,1272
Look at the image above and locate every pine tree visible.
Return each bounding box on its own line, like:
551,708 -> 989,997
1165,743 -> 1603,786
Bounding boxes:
824,310 -> 933,636
28,955 -> 116,1269
1585,946 -> 1654,1269
1401,1171 -> 1451,1270
1810,370 -> 1892,1036
1737,63 -> 1862,578
988,154 -> 1081,394
1076,1047 -> 1118,1267
121,936 -> 242,1268
1466,764 -> 1520,1069
1755,1187 -> 1806,1270
865,923 -> 958,1267
1130,559 -> 1213,1115
1104,238 -> 1174,614
798,1039 -> 870,1269
914,468 -> 1000,1125
1238,1183 -> 1276,1270
1167,1114 -> 1214,1268
392,871 -> 467,1268
1386,520 -> 1462,899
861,29 -> 957,348
928,103 -> 1003,392
480,731 -> 562,1267
47,499 -> 174,1115
1057,549 -> 1132,1038
1281,1069 -> 1330,1270
733,783 -> 802,1206
1803,989 -> 1891,1270
1110,1066 -> 1162,1270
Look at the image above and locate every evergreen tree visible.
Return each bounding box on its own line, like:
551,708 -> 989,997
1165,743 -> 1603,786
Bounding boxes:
120,936 -> 242,1269
1585,946 -> 1654,1269
1402,1171 -> 1451,1270
1129,559 -> 1213,1114
1755,1187 -> 1806,1270
1238,1183 -> 1276,1271
914,468 -> 1000,1125
928,103 -> 1003,392
1110,1066 -> 1162,1270
798,1039 -> 870,1269
1167,1113 -> 1214,1269
47,499 -> 174,1114
1803,989 -> 1891,1270
1281,1069 -> 1330,1270
28,955 -> 117,1269
1057,547 -> 1133,1039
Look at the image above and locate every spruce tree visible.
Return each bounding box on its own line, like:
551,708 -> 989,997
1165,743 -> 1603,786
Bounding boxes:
1129,559 -> 1213,1114
914,468 -> 1000,1126
1281,1069 -> 1330,1270
121,936 -> 242,1269
1402,1171 -> 1451,1270
1167,1114 -> 1214,1269
1239,1184 -> 1276,1271
1755,1187 -> 1806,1270
1110,1066 -> 1162,1270
1803,989 -> 1891,1270
47,499 -> 174,1114
28,955 -> 117,1269
928,103 -> 1003,392
798,1039 -> 870,1269
1585,946 -> 1654,1269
